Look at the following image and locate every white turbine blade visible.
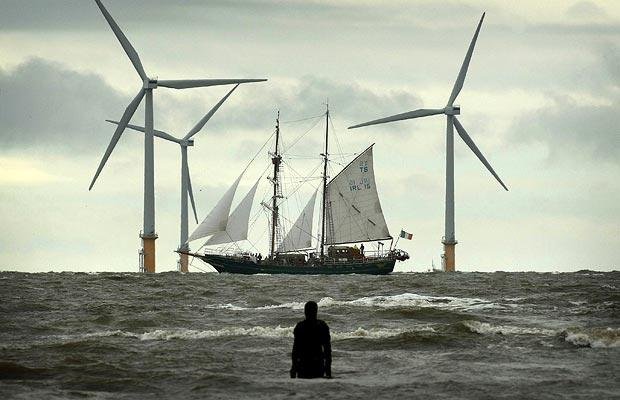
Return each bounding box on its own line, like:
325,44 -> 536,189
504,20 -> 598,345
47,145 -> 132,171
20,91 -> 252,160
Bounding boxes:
183,84 -> 239,141
447,12 -> 485,106
453,117 -> 508,191
105,119 -> 180,144
186,164 -> 199,224
94,0 -> 147,82
348,108 -> 445,129
89,89 -> 145,190
157,79 -> 267,89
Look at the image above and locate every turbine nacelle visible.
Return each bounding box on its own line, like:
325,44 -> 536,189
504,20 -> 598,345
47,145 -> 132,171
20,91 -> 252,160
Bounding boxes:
181,139 -> 195,147
444,105 -> 460,115
143,78 -> 158,89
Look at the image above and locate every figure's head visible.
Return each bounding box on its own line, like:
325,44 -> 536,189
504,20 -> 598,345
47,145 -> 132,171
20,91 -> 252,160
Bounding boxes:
304,301 -> 318,320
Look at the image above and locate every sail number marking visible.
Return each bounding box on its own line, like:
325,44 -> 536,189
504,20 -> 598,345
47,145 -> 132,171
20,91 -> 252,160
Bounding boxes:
349,177 -> 371,191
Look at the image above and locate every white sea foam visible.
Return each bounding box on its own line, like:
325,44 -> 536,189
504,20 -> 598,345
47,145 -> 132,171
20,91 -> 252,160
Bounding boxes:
208,293 -> 502,312
55,325 -> 436,342
138,326 -> 293,341
462,320 -> 556,336
346,293 -> 501,311
136,326 -> 430,341
205,303 -> 249,311
563,328 -> 620,348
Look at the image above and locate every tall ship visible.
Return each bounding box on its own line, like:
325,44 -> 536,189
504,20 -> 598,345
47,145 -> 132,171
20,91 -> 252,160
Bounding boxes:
184,106 -> 409,274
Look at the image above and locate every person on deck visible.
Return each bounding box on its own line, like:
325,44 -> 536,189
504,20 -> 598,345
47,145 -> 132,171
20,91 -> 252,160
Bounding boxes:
290,301 -> 332,379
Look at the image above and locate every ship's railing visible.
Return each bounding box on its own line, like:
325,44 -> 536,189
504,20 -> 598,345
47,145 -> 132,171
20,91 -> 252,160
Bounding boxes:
322,249 -> 406,265
202,249 -> 261,261
201,248 -> 409,264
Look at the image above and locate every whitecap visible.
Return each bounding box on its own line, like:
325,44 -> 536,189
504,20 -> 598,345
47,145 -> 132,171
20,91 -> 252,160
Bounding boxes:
210,293 -> 503,312
462,320 -> 556,336
563,327 -> 620,348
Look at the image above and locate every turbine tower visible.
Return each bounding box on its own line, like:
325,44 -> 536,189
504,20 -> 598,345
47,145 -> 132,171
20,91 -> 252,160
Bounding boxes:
349,13 -> 507,272
107,85 -> 240,273
89,0 -> 266,273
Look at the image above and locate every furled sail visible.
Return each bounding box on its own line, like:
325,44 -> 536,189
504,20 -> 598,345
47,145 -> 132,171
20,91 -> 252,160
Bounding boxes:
187,174 -> 243,242
205,178 -> 261,246
324,145 -> 391,245
278,189 -> 318,252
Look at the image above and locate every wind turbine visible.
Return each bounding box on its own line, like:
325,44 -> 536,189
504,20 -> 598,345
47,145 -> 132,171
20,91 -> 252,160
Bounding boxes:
348,13 -> 508,272
89,0 -> 266,273
107,85 -> 240,273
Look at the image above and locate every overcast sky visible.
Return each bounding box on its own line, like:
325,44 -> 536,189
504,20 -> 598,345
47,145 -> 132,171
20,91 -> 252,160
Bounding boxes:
0,0 -> 618,273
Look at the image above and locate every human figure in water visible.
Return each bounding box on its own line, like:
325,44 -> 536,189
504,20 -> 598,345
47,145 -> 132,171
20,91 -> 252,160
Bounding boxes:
290,301 -> 332,379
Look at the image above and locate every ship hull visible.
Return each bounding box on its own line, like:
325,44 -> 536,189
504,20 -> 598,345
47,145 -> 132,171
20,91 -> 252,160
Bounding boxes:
195,254 -> 395,275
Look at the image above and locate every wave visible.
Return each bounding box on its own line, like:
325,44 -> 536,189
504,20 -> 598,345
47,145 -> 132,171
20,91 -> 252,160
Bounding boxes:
461,320 -> 556,336
37,325 -> 437,343
562,327 -> 620,348
205,293 -> 503,312
462,321 -> 620,348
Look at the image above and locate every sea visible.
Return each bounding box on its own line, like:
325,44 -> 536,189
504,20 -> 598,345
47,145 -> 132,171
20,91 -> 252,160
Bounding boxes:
0,271 -> 618,399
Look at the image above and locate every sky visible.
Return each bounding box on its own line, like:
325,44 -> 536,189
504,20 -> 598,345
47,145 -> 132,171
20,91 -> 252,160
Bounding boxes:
0,0 -> 618,273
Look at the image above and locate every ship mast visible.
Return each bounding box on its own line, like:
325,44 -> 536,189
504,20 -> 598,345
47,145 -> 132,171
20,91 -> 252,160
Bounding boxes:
320,104 -> 329,259
269,111 -> 282,258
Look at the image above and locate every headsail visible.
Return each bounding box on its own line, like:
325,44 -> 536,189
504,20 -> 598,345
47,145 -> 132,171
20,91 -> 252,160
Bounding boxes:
324,145 -> 391,245
187,174 -> 243,242
278,189 -> 318,252
205,178 -> 261,246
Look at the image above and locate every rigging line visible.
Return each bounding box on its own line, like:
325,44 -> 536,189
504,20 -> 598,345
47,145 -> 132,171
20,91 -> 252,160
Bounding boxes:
276,159 -> 323,209
281,158 -> 323,189
329,113 -> 346,163
190,264 -> 209,273
283,155 -> 323,160
278,201 -> 321,243
209,182 -> 271,255
247,223 -> 269,254
280,113 -> 324,124
242,129 -> 276,174
281,114 -> 323,154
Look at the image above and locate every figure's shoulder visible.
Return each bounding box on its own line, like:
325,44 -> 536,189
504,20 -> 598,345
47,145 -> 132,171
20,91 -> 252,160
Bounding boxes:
317,319 -> 330,330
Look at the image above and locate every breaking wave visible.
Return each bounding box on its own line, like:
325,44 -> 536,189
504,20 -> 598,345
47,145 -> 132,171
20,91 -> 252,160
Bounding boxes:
562,328 -> 620,348
461,320 -> 556,336
462,321 -> 620,348
206,293 -> 502,312
41,326 -> 437,343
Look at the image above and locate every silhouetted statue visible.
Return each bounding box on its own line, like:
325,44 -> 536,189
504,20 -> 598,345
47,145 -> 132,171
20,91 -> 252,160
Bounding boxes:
290,301 -> 332,379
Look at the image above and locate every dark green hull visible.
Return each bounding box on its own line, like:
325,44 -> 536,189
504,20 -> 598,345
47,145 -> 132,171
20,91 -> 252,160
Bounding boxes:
196,254 -> 395,275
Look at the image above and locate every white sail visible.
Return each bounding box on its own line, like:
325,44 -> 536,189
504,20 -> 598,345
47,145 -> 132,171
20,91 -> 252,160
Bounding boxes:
205,178 -> 261,246
324,145 -> 391,244
187,174 -> 243,242
278,190 -> 318,252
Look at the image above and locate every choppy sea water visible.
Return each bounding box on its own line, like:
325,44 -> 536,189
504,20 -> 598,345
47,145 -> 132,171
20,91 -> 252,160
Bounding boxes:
0,271 -> 618,399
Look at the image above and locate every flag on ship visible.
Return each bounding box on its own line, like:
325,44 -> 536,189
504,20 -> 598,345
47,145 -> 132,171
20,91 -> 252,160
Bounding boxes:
399,229 -> 413,240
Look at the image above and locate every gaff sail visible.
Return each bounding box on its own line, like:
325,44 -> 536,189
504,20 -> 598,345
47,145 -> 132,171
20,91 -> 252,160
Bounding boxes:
278,189 -> 318,252
324,145 -> 391,245
205,178 -> 261,246
187,174 -> 243,242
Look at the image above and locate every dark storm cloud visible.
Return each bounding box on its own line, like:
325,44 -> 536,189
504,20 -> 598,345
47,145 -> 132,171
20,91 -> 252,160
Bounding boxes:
508,46 -> 619,165
510,96 -> 618,164
0,58 -> 126,153
0,0 -> 481,32
0,58 -> 421,151
203,76 -> 423,134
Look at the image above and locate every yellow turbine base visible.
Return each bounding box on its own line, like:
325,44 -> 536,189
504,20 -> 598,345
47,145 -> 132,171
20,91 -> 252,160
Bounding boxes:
443,243 -> 456,272
179,253 -> 189,273
142,236 -> 157,273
